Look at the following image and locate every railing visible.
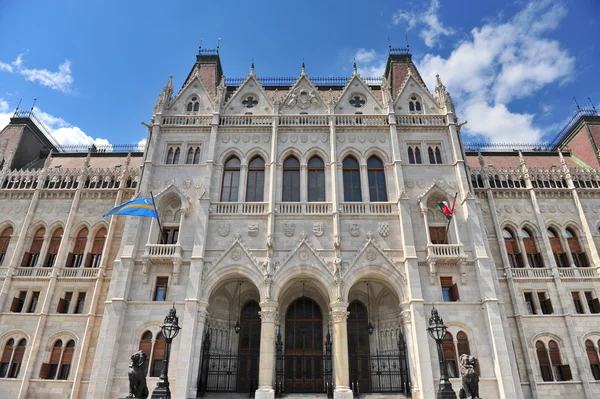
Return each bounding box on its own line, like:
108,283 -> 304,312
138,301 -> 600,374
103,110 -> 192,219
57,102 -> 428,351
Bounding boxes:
60,267 -> 99,278
225,76 -> 383,87
219,115 -> 271,126
511,268 -> 553,278
276,202 -> 332,214
463,142 -> 554,152
213,202 -> 268,214
145,244 -> 181,258
335,115 -> 388,126
162,115 -> 212,126
558,267 -> 599,278
13,267 -> 53,277
279,115 -> 329,126
426,244 -> 466,263
340,202 -> 395,214
396,115 -> 446,126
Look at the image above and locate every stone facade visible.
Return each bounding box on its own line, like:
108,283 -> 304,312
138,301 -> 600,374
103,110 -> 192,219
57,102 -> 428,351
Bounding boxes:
0,49 -> 599,399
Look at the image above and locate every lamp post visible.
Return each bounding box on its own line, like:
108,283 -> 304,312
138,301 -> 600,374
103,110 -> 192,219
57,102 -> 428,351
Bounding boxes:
427,307 -> 456,399
152,305 -> 181,399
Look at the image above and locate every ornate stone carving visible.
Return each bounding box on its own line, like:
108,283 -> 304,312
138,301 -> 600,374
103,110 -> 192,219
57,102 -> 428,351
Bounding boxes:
313,222 -> 324,237
284,223 -> 295,237
378,222 -> 389,237
329,308 -> 349,323
259,309 -> 279,323
126,350 -> 149,398
299,251 -> 309,261
248,223 -> 259,237
459,354 -> 480,399
366,250 -> 377,262
230,249 -> 242,261
218,223 -> 230,237
350,223 -> 360,237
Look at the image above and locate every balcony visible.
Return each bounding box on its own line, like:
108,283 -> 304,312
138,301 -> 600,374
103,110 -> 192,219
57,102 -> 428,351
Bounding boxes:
144,244 -> 182,263
426,244 -> 467,264
276,202 -> 332,214
558,267 -> 599,279
161,115 -> 212,127
59,267 -> 100,278
11,267 -> 100,279
510,268 -> 553,279
395,115 -> 446,126
13,267 -> 53,278
339,202 -> 396,215
212,202 -> 268,215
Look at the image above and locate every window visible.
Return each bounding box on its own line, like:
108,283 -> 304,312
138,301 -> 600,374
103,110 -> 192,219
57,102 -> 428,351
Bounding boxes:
22,227 -> 44,267
44,228 -> 63,267
57,292 -> 73,314
27,291 -> 40,313
187,96 -> 199,112
154,277 -> 168,301
40,339 -> 75,380
186,147 -> 194,164
0,226 -> 13,266
443,332 -> 458,377
407,145 -> 422,164
221,156 -> 241,202
538,292 -> 553,314
242,95 -> 259,108
246,156 -> 265,202
10,291 -> 27,313
536,341 -> 553,381
86,227 -> 106,268
342,156 -> 362,202
585,340 -> 600,380
548,228 -> 568,267
572,292 -> 585,314
428,146 -> 443,164
67,228 -> 87,268
503,229 -> 524,268
367,156 -> 387,202
74,292 -> 86,314
282,156 -> 300,202
586,291 -> 600,314
522,228 -> 543,268
429,226 -> 447,245
185,146 -> 201,165
151,333 -> 165,377
165,146 -> 181,165
307,156 -> 325,202
525,292 -> 536,315
566,228 -> 589,267
161,227 -> 179,245
0,338 -> 26,378
548,340 -> 571,381
440,277 -> 459,302
349,95 -> 366,108
408,95 -> 422,113
139,331 -> 153,360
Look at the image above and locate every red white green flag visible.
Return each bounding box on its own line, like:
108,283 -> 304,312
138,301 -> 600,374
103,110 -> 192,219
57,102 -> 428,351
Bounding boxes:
437,195 -> 457,220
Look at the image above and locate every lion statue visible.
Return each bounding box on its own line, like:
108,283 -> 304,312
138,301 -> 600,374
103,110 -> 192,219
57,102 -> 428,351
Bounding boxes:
458,354 -> 480,399
126,350 -> 149,399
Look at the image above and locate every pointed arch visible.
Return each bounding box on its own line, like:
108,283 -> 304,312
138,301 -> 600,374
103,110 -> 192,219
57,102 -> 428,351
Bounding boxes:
367,155 -> 387,202
221,156 -> 241,202
246,156 -> 265,202
342,155 -> 362,202
307,155 -> 325,202
282,155 -> 300,202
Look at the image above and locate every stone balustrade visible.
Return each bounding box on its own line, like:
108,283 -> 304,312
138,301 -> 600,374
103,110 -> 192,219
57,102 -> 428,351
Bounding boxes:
161,115 -> 212,126
426,244 -> 467,264
213,202 -> 268,215
395,115 -> 446,126
276,202 -> 332,214
144,244 -> 182,263
339,202 -> 395,214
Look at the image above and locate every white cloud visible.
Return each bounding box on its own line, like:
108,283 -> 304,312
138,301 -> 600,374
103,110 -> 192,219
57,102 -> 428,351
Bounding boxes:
137,138 -> 147,151
353,49 -> 386,77
393,0 -> 454,48
0,54 -> 74,93
416,0 -> 574,143
0,99 -> 11,133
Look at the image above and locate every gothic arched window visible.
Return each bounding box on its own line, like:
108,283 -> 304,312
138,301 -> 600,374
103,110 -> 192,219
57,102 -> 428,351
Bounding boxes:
407,147 -> 415,164
536,341 -> 553,381
414,146 -> 422,164
246,156 -> 265,202
343,156 -> 362,202
503,228 -> 523,268
307,156 -> 325,202
173,148 -> 181,164
186,147 -> 194,164
282,156 -> 300,202
548,228 -> 568,267
67,228 -> 88,268
151,333 -> 165,377
23,227 -> 44,267
367,156 -> 387,202
44,227 -> 63,267
221,156 -> 241,202
586,339 -> 600,380
566,227 -> 589,267
443,332 -> 457,378
0,226 -> 13,266
0,338 -> 26,378
522,227 -> 543,268
87,227 -> 106,268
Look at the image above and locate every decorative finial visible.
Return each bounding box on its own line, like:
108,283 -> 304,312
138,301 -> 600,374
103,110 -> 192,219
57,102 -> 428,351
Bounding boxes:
251,58 -> 254,74
301,57 -> 305,74
198,37 -> 203,54
405,35 -> 410,50
588,97 -> 597,113
388,36 -> 392,52
353,58 -> 357,75
13,99 -> 22,117
574,97 -> 581,111
217,37 -> 221,52
29,98 -> 37,112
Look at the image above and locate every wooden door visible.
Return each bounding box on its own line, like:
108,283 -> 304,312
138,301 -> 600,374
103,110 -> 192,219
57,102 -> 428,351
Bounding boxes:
237,301 -> 260,393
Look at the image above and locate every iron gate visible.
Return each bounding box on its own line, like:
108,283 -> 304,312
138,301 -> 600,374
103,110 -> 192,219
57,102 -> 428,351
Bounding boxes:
275,328 -> 333,398
350,333 -> 411,396
197,331 -> 259,397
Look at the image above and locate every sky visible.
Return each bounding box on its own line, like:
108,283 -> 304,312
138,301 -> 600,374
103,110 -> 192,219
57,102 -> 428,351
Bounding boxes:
0,0 -> 598,147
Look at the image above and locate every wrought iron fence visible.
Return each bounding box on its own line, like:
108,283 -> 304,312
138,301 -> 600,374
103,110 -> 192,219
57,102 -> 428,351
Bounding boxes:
225,76 -> 382,87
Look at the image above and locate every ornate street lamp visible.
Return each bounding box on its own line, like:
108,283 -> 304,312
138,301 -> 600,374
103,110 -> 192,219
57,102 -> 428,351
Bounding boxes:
151,305 -> 181,399
234,281 -> 242,334
366,282 -> 374,335
427,307 -> 456,399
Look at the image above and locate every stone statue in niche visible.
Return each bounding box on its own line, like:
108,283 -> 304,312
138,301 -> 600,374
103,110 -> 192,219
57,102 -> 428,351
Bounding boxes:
458,354 -> 480,399
125,350 -> 149,398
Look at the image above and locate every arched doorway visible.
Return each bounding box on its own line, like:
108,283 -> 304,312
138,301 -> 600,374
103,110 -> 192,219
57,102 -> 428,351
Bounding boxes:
283,297 -> 327,393
237,300 -> 260,392
347,301 -> 371,391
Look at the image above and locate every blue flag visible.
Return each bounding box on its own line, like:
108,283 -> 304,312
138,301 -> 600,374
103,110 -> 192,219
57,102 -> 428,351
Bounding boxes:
102,197 -> 158,218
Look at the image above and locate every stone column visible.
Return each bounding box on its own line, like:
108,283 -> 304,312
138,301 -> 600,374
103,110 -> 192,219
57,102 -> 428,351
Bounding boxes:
256,302 -> 278,399
300,162 -> 307,203
330,302 -> 352,399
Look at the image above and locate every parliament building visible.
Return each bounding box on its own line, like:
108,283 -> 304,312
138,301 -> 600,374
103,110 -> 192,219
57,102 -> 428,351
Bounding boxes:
0,47 -> 600,399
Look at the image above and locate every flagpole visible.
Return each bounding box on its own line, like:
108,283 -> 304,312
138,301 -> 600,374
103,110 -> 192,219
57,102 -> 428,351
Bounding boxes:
150,191 -> 165,244
444,192 -> 458,244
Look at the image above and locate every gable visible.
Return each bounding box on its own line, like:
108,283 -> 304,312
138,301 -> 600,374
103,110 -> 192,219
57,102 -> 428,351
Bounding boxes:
167,75 -> 215,115
336,75 -> 384,114
280,74 -> 327,114
346,235 -> 405,282
394,75 -> 440,115
211,237 -> 259,272
223,74 -> 273,115
276,236 -> 329,275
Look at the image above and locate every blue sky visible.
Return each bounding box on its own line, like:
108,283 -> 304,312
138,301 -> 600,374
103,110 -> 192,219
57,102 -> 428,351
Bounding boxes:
0,0 -> 598,146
